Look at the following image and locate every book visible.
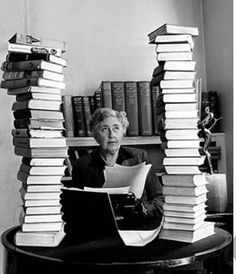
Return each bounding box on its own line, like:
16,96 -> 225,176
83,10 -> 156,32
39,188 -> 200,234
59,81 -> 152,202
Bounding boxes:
93,90 -> 102,109
21,157 -> 66,166
19,164 -> 67,175
22,222 -> 63,232
100,81 -> 112,108
6,52 -> 67,66
24,199 -> 61,207
151,86 -> 160,135
11,128 -> 64,138
1,60 -> 63,73
17,170 -> 63,184
162,61 -> 196,71
164,148 -> 201,157
82,96 -> 92,137
148,24 -> 199,43
164,139 -> 201,148
13,108 -> 64,120
137,81 -> 153,136
2,70 -> 64,82
13,137 -> 67,148
162,88 -> 195,94
163,185 -> 208,197
156,52 -> 193,61
25,206 -> 62,215
9,33 -> 66,52
16,92 -> 62,102
84,186 -> 130,195
162,174 -> 208,187
124,81 -> 139,136
165,103 -> 198,111
163,202 -> 207,212
7,86 -> 61,95
164,193 -> 207,205
164,165 -> 202,175
165,110 -> 198,119
159,221 -> 215,243
20,188 -> 61,200
151,34 -> 194,48
162,220 -> 205,231
8,42 -> 63,57
164,213 -> 206,224
14,118 -> 65,130
15,147 -> 68,158
164,208 -> 206,218
15,227 -> 65,246
163,156 -> 205,166
160,79 -> 194,89
25,185 -> 62,193
62,95 -> 74,137
165,129 -> 199,140
12,99 -> 62,111
1,77 -> 66,90
111,81 -> 125,111
72,96 -> 86,137
162,71 -> 196,80
164,118 -> 199,129
89,95 -> 96,114
24,214 -> 63,223
163,93 -> 197,103
155,43 -> 192,52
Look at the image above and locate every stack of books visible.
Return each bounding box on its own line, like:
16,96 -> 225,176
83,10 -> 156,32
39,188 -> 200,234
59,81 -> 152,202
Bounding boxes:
147,24 -> 215,243
0,33 -> 68,246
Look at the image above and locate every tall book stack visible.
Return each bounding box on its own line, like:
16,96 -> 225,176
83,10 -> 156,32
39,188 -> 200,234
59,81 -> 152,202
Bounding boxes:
0,33 -> 68,246
147,24 -> 215,243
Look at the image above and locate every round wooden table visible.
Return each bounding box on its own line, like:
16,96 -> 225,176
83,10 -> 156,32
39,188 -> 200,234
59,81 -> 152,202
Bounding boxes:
1,226 -> 232,274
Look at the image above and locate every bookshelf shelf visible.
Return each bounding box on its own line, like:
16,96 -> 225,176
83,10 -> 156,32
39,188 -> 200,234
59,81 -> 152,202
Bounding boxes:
66,136 -> 162,147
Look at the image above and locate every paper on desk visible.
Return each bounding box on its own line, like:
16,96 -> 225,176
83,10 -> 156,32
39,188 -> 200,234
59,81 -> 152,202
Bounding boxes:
103,163 -> 151,198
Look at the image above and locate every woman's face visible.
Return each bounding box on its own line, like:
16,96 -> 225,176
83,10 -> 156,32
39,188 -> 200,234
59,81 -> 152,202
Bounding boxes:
95,116 -> 125,154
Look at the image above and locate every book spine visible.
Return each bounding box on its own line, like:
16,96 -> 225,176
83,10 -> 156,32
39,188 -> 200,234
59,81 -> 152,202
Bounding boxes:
72,96 -> 86,137
62,95 -> 74,137
1,78 -> 39,89
89,95 -> 96,115
137,81 -> 153,136
93,90 -> 102,110
82,96 -> 92,137
111,81 -> 125,111
100,81 -> 112,108
151,86 -> 161,135
124,81 -> 139,136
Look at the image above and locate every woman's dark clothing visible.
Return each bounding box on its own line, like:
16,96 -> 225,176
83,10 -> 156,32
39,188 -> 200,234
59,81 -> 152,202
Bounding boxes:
72,146 -> 164,219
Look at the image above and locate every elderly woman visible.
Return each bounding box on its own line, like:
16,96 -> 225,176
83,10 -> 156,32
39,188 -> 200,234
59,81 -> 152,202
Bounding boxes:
72,108 -> 164,221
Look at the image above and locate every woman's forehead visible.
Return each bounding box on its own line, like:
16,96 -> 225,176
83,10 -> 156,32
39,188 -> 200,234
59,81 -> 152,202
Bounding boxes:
99,116 -> 122,125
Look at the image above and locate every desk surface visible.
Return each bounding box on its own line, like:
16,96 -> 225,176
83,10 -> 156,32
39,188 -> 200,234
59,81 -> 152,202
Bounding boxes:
1,226 -> 232,274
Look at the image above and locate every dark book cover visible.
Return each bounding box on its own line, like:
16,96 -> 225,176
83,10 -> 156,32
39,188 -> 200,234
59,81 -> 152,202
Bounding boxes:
89,95 -> 96,115
82,96 -> 92,137
100,81 -> 112,108
111,81 -> 125,111
72,96 -> 86,137
137,81 -> 153,136
151,86 -> 161,135
93,90 -> 102,110
124,81 -> 139,136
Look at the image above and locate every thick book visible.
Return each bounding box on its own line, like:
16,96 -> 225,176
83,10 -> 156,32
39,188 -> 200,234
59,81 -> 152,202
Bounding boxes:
162,174 -> 208,187
11,128 -> 64,138
100,81 -> 112,108
163,156 -> 205,166
151,86 -> 160,135
165,102 -> 197,111
25,184 -> 62,193
72,96 -> 86,137
82,96 -> 92,137
163,185 -> 208,197
148,24 -> 199,43
162,71 -> 196,80
21,157 -> 66,166
20,187 -> 61,200
16,92 -> 62,102
62,95 -> 74,137
1,77 -> 66,90
164,139 -> 201,148
124,81 -> 139,136
2,70 -> 64,82
111,81 -> 125,111
162,88 -> 195,94
162,220 -> 205,231
164,148 -> 201,157
164,118 -> 199,129
155,43 -> 192,52
24,199 -> 61,207
1,60 -> 64,73
12,99 -> 62,111
17,170 -> 63,185
165,110 -> 198,119
8,42 -> 63,57
15,147 -> 68,158
137,81 -> 153,136
156,52 -> 193,61
159,221 -> 215,243
164,165 -> 202,175
22,222 -> 63,232
13,137 -> 67,148
25,206 -> 62,215
164,208 -> 206,218
165,129 -> 199,140
24,214 -> 63,223
6,52 -> 67,66
163,93 -> 197,103
14,118 -> 65,130
9,33 -> 66,52
163,201 -> 207,213
151,34 -> 194,48
19,163 -> 67,175
15,227 -> 65,247
164,193 -> 207,205
163,61 -> 196,71
7,86 -> 62,95
160,79 -> 195,89
93,90 -> 102,109
164,213 -> 206,225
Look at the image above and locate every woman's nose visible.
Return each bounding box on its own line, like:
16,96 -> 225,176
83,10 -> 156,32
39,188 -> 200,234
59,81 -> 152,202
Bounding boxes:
108,128 -> 115,137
